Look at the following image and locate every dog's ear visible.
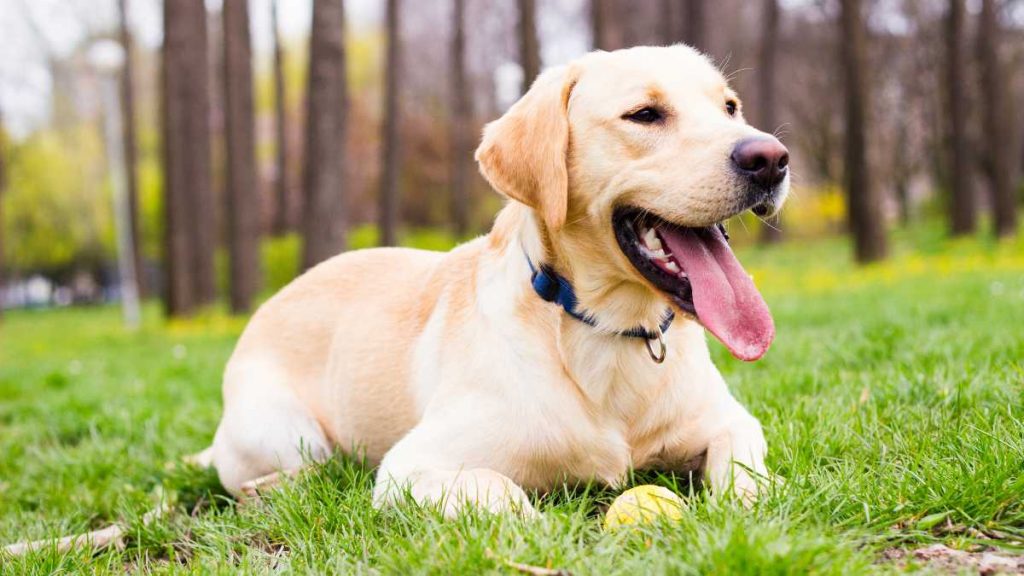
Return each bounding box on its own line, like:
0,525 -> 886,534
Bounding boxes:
475,66 -> 579,232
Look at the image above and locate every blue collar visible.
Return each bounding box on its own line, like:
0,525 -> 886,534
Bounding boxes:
525,252 -> 674,340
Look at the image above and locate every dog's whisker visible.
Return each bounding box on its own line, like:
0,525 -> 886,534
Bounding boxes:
718,52 -> 733,72
724,66 -> 753,85
737,215 -> 750,235
754,214 -> 782,232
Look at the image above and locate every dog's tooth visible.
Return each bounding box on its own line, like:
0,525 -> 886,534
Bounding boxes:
643,227 -> 660,248
664,261 -> 681,273
652,249 -> 669,260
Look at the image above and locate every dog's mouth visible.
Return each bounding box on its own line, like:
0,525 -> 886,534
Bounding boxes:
612,208 -> 774,361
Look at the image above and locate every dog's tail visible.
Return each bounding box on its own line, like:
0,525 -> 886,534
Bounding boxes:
2,447 -> 214,558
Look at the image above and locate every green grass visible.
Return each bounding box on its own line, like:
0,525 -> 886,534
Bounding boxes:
1,226 -> 1022,574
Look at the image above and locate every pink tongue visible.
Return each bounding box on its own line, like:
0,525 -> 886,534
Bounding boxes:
658,226 -> 774,361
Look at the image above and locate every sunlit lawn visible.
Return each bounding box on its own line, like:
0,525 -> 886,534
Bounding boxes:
1,223 -> 1022,574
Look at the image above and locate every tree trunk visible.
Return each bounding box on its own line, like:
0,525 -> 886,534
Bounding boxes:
894,115 -> 912,225
518,0 -> 541,93
759,0 -> 782,244
683,0 -> 706,53
977,0 -> 1017,238
660,0 -> 683,45
117,0 -> 146,296
450,0 -> 471,237
591,0 -> 624,51
378,0 -> 401,246
223,0 -> 261,313
271,0 -> 291,236
197,10 -> 218,306
591,0 -> 607,50
301,0 -> 349,269
162,0 -> 215,316
946,0 -> 975,235
839,0 -> 887,263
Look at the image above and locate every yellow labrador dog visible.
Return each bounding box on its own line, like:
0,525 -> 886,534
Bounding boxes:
211,45 -> 789,515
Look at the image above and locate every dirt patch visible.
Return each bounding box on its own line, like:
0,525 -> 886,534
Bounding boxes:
882,544 -> 1024,574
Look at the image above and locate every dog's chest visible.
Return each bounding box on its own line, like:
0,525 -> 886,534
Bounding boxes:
513,347 -> 696,487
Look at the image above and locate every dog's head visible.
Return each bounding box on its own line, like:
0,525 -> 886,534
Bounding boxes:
476,46 -> 789,361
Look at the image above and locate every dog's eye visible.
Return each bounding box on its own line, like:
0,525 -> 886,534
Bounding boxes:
623,107 -> 664,124
725,100 -> 738,117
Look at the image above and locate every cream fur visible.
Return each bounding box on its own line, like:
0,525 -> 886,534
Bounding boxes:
210,45 -> 785,515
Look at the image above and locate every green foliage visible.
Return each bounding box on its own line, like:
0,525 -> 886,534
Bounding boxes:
261,233 -> 302,295
135,122 -> 165,262
347,30 -> 386,93
254,228 -> 458,302
1,105 -> 162,276
348,223 -> 459,252
3,128 -> 113,272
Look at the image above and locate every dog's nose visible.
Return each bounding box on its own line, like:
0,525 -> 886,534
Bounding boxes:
730,137 -> 789,188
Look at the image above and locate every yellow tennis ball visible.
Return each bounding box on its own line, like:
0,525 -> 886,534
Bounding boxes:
603,485 -> 685,530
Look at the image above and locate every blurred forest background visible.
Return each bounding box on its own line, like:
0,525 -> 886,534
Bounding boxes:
0,0 -> 1021,320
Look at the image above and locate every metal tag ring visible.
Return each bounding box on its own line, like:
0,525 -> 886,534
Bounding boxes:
645,327 -> 667,364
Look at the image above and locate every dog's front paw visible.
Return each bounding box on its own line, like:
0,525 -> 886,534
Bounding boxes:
704,417 -> 769,506
728,464 -> 767,506
374,467 -> 538,519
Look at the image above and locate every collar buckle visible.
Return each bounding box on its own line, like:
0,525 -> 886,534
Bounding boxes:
644,325 -> 667,364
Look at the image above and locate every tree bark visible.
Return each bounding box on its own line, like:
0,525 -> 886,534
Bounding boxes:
301,0 -> 349,269
223,0 -> 261,313
894,114 -> 912,225
162,0 -> 215,316
946,0 -> 975,235
197,10 -> 218,306
117,0 -> 146,296
517,0 -> 541,93
591,0 -> 624,51
683,0 -> 706,53
450,0 -> 471,237
660,0 -> 683,46
378,0 -> 401,246
839,0 -> 887,263
977,0 -> 1017,238
759,0 -> 782,244
591,0 -> 607,50
271,0 -> 292,235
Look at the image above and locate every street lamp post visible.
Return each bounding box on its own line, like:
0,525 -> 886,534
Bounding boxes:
89,40 -> 141,329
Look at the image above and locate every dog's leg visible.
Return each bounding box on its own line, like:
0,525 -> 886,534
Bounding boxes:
374,466 -> 537,518
372,424 -> 537,518
375,467 -> 537,518
211,370 -> 331,498
703,409 -> 768,505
